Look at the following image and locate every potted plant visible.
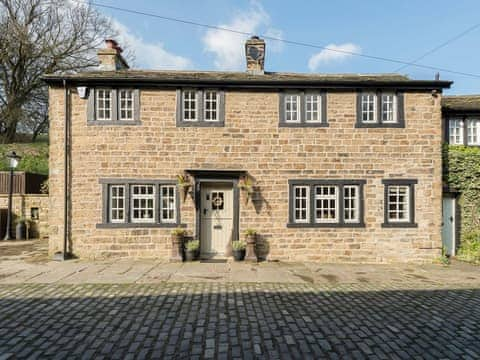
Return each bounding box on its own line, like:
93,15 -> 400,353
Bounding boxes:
232,240 -> 247,261
244,229 -> 257,261
238,176 -> 254,204
15,216 -> 28,240
177,174 -> 191,202
170,228 -> 186,262
184,240 -> 200,261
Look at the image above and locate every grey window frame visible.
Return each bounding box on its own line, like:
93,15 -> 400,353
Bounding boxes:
176,88 -> 225,127
287,179 -> 365,228
279,91 -> 328,127
356,90 -> 405,128
97,179 -> 180,228
87,88 -> 140,125
382,179 -> 417,228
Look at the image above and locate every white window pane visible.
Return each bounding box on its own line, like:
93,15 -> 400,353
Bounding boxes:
183,90 -> 197,121
361,93 -> 376,123
387,185 -> 410,222
449,119 -> 464,145
160,185 -> 176,223
314,186 -> 338,223
285,94 -> 300,123
204,91 -> 219,122
293,186 -> 309,223
344,185 -> 359,223
306,94 -> 321,123
131,185 -> 155,223
119,90 -> 134,121
381,94 -> 397,123
109,185 -> 125,223
96,89 -> 112,121
467,119 -> 480,145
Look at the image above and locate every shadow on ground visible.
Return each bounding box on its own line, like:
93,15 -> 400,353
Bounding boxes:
0,284 -> 478,359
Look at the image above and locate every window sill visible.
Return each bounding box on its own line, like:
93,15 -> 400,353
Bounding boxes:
279,122 -> 329,128
96,222 -> 180,229
177,121 -> 224,128
287,222 -> 365,228
355,121 -> 405,128
381,222 -> 418,228
87,120 -> 142,126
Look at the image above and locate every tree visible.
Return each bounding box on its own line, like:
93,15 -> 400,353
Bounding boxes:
0,0 -> 119,143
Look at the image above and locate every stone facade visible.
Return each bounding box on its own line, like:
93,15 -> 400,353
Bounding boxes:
48,85 -> 444,262
0,194 -> 49,239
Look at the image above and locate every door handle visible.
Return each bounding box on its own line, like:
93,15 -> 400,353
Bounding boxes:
449,216 -> 454,222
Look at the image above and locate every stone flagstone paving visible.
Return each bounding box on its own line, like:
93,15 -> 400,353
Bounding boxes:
0,283 -> 479,359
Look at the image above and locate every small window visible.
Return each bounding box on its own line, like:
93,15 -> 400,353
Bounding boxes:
183,90 -> 197,122
288,180 -> 364,227
315,186 -> 338,223
88,88 -> 140,124
160,185 -> 177,223
109,185 -> 125,223
96,89 -> 112,121
280,92 -> 327,127
293,186 -> 309,223
131,185 -> 155,223
177,89 -> 224,127
285,94 -> 300,123
357,91 -> 404,128
119,90 -> 134,121
449,119 -> 464,145
361,93 -> 376,123
467,119 -> 480,145
382,179 -> 417,227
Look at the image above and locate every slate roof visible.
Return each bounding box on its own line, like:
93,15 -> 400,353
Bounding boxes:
43,70 -> 452,89
442,95 -> 480,113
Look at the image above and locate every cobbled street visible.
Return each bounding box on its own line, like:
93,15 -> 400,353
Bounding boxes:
1,283 -> 479,359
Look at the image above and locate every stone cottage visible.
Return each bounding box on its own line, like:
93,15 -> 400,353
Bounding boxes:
43,37 -> 452,262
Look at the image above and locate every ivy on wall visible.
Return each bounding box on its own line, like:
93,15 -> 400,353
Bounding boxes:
443,144 -> 480,262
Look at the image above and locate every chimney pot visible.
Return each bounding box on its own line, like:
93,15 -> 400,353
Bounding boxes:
245,36 -> 265,75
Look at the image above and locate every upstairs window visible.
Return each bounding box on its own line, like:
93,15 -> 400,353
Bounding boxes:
356,91 -> 404,128
447,117 -> 480,145
177,89 -> 225,127
88,88 -> 140,124
280,91 -> 327,127
288,180 -> 365,227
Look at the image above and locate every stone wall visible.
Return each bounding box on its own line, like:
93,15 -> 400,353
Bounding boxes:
0,194 -> 49,239
48,86 -> 443,262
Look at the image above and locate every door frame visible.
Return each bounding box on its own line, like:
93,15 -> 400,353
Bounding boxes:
442,193 -> 457,256
193,176 -> 240,247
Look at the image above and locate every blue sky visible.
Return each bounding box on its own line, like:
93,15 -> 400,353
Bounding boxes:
94,0 -> 480,94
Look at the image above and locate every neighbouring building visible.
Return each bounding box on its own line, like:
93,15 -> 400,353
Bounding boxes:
43,38 -> 452,262
441,95 -> 480,256
0,171 -> 48,239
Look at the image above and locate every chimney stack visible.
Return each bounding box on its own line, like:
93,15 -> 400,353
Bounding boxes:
97,39 -> 129,71
245,36 -> 265,75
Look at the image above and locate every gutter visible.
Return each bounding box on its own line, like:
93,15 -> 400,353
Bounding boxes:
53,80 -> 71,261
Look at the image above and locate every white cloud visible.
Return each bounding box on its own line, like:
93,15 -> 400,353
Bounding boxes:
308,43 -> 361,71
202,1 -> 282,71
111,19 -> 192,70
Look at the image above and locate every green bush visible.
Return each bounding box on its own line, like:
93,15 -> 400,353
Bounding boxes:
232,240 -> 246,251
0,142 -> 48,175
457,230 -> 480,264
185,240 -> 199,252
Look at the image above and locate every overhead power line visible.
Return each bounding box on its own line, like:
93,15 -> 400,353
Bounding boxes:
394,22 -> 480,72
78,0 -> 480,79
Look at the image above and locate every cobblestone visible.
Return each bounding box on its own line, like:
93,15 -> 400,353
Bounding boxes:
0,283 -> 479,359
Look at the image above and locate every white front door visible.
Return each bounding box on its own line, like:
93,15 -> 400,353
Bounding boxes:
442,197 -> 456,256
200,184 -> 233,256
